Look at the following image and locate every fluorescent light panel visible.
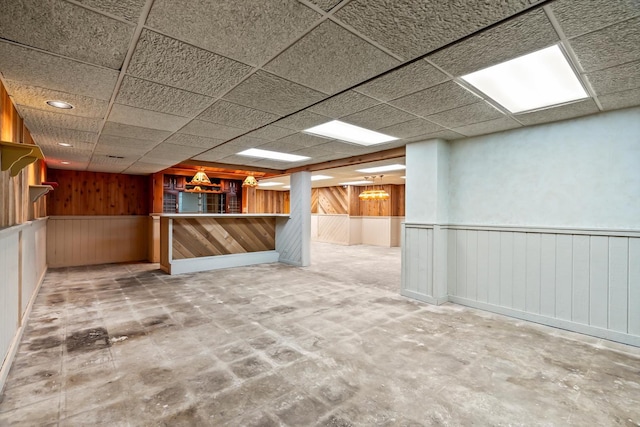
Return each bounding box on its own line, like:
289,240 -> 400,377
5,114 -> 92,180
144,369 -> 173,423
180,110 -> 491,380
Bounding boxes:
339,180 -> 373,185
357,164 -> 406,173
303,120 -> 398,146
258,182 -> 284,187
311,175 -> 332,181
237,148 -> 309,162
460,44 -> 588,114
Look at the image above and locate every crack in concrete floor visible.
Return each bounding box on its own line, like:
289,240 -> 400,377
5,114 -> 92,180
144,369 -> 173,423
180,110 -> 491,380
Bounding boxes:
1,242 -> 639,426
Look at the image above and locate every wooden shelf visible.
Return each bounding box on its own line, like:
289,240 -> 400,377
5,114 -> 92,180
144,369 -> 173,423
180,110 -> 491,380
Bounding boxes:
29,185 -> 54,202
0,140 -> 45,177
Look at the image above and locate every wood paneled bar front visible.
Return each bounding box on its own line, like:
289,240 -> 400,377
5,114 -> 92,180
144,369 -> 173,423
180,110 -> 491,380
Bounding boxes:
159,213 -> 291,275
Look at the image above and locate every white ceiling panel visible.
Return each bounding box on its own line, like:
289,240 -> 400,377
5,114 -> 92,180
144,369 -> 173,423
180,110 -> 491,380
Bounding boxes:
101,122 -> 172,143
307,90 -> 380,118
108,104 -> 191,132
389,81 -> 481,118
197,100 -> 281,130
17,106 -> 102,133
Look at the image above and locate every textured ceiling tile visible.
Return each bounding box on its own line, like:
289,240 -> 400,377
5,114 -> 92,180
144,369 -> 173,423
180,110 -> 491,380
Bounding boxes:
138,155 -> 179,166
404,129 -> 466,142
147,0 -> 320,66
223,71 -> 327,116
335,0 -> 533,60
305,0 -> 342,12
93,143 -> 149,157
355,60 -> 449,102
515,99 -> 600,126
315,140 -> 371,155
224,135 -> 271,151
97,134 -> 159,150
426,101 -> 504,128
265,20 -> 399,94
87,164 -> 128,173
274,111 -> 331,131
180,120 -> 246,140
341,104 -> 417,130
18,106 -> 102,133
33,135 -> 95,151
30,127 -> 97,144
307,91 -> 379,118
586,60 -> 640,96
128,30 -> 252,97
245,125 -> 297,141
164,133 -> 225,149
428,9 -> 558,76
377,118 -> 444,138
549,0 -> 640,38
197,100 -> 280,130
40,145 -> 93,159
259,133 -> 329,151
571,17 -> 640,72
116,76 -> 214,118
101,122 -> 172,142
147,143 -> 203,157
599,88 -> 640,111
4,80 -> 109,119
389,81 -> 480,117
0,0 -> 134,69
191,148 -> 233,162
73,0 -> 147,22
89,155 -> 135,165
289,145 -> 334,157
0,42 -> 118,100
109,104 -> 191,131
454,116 -> 522,137
123,163 -> 163,174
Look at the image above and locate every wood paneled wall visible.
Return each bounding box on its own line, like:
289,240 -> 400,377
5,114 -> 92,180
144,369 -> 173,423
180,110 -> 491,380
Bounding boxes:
349,184 -> 405,216
46,169 -> 149,215
315,187 -> 348,214
256,189 -> 290,214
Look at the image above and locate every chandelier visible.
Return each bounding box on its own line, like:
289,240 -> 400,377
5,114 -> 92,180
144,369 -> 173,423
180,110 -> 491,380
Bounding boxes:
242,175 -> 258,187
358,175 -> 390,201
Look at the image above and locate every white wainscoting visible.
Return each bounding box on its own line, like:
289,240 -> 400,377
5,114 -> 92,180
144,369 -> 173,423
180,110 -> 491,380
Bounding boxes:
47,216 -> 148,268
312,215 -> 404,247
0,218 -> 48,391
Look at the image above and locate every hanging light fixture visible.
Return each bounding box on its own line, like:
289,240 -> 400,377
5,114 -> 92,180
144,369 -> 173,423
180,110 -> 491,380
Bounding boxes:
189,168 -> 212,185
242,175 -> 258,187
358,175 -> 390,201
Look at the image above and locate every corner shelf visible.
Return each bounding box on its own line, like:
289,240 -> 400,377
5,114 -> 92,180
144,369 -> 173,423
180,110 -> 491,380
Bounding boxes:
29,185 -> 54,202
0,140 -> 45,177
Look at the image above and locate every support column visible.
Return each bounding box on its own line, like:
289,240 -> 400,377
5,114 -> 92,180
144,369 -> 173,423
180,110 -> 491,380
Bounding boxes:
401,139 -> 450,304
276,171 -> 311,266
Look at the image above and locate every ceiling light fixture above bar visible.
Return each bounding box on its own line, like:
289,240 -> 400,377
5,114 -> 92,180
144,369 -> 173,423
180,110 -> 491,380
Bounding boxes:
311,175 -> 333,181
237,148 -> 310,162
460,44 -> 588,114
303,120 -> 398,146
357,164 -> 406,173
258,182 -> 284,187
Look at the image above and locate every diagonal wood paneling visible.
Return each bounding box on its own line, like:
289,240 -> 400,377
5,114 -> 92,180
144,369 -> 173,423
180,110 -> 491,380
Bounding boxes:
317,186 -> 348,214
172,217 -> 275,259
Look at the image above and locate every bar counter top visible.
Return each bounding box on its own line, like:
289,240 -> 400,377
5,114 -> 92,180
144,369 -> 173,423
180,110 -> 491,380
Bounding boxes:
152,213 -> 290,218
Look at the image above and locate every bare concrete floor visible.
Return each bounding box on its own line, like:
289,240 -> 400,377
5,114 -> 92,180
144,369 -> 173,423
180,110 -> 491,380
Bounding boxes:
1,242 -> 639,426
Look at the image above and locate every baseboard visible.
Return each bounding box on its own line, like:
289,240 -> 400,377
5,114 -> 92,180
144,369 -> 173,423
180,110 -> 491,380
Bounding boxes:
401,289 -> 449,305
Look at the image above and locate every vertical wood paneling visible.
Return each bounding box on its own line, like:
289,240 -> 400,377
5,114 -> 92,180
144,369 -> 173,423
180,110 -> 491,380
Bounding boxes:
555,234 -> 573,320
572,235 -> 590,324
405,227 -> 417,293
540,234 -> 557,317
629,238 -> 640,336
456,230 -> 467,298
525,233 -> 541,314
499,232 -> 513,307
0,231 -> 20,365
608,237 -> 628,333
447,229 -> 457,296
589,236 -> 609,328
476,230 -> 489,303
466,230 -> 477,300
402,226 -> 433,298
512,232 -> 527,311
256,189 -> 290,214
487,231 -> 501,305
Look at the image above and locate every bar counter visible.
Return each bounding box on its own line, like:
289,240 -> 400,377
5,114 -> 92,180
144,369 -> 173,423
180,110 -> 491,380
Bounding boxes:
158,213 -> 290,274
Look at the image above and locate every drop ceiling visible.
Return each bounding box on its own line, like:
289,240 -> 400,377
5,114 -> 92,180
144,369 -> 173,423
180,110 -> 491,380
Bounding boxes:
0,0 -> 638,177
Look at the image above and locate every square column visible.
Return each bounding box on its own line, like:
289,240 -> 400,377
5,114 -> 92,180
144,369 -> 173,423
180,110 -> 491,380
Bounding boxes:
277,171 -> 311,266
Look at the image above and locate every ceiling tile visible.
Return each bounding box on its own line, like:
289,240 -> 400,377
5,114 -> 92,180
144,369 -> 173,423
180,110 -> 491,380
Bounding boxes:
123,162 -> 163,174
570,17 -> 640,72
89,155 -> 135,165
101,122 -> 172,142
116,76 -> 214,117
147,0 -> 320,66
307,90 -> 379,118
305,0 -> 342,12
290,145 -> 334,157
404,129 -> 466,142
223,71 -> 326,116
274,111 -> 331,131
73,0 -> 147,22
549,0 -> 640,38
223,135 -> 271,151
163,133 -> 225,149
341,104 -> 417,130
137,155 -> 179,166
93,143 -> 149,157
454,116 -> 522,137
127,30 -> 252,97
17,106 -> 102,133
586,60 -> 640,96
29,127 -> 97,145
191,150 -> 229,162
33,135 -> 95,151
97,134 -> 158,150
258,133 -> 329,151
86,164 -> 128,173
426,101 -> 504,128
599,88 -> 640,111
315,140 -> 371,155
354,60 -> 449,101
389,81 -> 480,118
147,143 -> 203,157
40,145 -> 93,160
515,99 -> 600,126
108,104 -> 191,131
0,41 -> 118,100
180,120 -> 246,141
377,118 -> 444,138
4,80 -> 109,119
264,20 -> 399,94
245,125 -> 298,141
335,0 -> 535,60
0,0 -> 134,69
428,9 -> 558,76
197,100 -> 280,130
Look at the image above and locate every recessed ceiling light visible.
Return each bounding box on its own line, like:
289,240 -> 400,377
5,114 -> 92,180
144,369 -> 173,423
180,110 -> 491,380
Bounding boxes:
339,180 -> 373,185
237,148 -> 310,162
57,142 -> 72,147
258,182 -> 284,187
357,164 -> 406,173
311,175 -> 333,181
60,161 -> 70,165
460,44 -> 588,113
303,120 -> 398,146
46,100 -> 74,109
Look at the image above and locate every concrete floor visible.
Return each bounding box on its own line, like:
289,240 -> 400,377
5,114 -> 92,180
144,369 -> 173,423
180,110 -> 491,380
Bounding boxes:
1,242 -> 639,426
